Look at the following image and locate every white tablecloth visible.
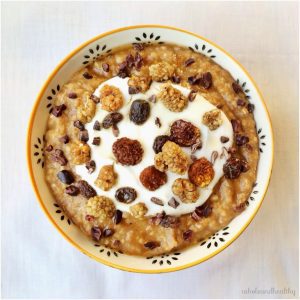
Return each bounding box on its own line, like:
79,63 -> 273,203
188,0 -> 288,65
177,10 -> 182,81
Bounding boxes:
1,1 -> 298,298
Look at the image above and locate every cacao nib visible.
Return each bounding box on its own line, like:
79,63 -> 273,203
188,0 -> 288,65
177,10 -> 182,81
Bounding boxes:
79,130 -> 89,143
74,120 -> 85,131
112,209 -> 123,224
102,63 -> 109,72
45,145 -> 53,152
220,136 -> 229,143
183,229 -> 193,240
188,90 -> 197,102
232,82 -> 242,94
148,94 -> 156,103
102,112 -> 123,129
231,119 -> 242,133
184,58 -> 195,67
128,86 -> 141,94
199,72 -> 213,89
57,170 -> 74,184
85,160 -> 96,174
132,43 -> 145,51
168,197 -> 179,209
237,99 -> 245,106
90,94 -> 100,104
67,92 -> 77,99
223,157 -> 243,179
65,185 -> 79,196
150,211 -> 166,226
59,135 -> 69,144
103,228 -> 115,237
93,120 -> 101,131
51,104 -> 66,117
155,117 -> 161,128
83,72 -> 93,79
235,134 -> 249,146
160,215 -> 179,228
144,241 -> 160,250
150,197 -> 164,206
247,103 -> 255,113
51,149 -> 68,166
112,124 -> 119,137
92,137 -> 101,146
134,52 -> 143,70
171,75 -> 181,84
192,201 -> 212,220
76,180 -> 96,198
91,227 -> 101,241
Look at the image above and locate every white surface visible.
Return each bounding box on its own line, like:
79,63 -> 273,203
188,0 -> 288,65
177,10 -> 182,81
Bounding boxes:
1,1 -> 299,299
76,77 -> 233,216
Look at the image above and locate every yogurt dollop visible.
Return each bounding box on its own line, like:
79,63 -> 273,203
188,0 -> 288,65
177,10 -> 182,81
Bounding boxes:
75,77 -> 233,216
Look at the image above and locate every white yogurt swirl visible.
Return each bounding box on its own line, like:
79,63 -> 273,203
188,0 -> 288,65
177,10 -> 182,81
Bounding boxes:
75,77 -> 233,216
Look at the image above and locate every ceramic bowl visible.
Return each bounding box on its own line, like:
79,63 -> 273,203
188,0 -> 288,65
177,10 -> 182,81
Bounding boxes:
27,25 -> 273,273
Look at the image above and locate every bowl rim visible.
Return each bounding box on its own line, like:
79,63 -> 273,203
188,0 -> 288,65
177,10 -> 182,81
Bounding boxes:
26,24 -> 274,273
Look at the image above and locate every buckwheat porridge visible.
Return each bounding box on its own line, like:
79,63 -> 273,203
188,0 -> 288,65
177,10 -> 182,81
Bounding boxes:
44,43 -> 258,256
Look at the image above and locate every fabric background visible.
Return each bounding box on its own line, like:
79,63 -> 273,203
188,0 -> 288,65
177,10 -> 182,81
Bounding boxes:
1,1 -> 299,299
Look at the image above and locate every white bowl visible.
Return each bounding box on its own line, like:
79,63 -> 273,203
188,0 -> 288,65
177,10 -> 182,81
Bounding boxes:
27,25 -> 274,273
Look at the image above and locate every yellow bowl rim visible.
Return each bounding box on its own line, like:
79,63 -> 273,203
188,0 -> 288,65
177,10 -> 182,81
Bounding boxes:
26,24 -> 274,274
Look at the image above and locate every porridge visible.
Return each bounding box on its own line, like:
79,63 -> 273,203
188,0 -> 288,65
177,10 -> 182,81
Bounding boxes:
44,43 -> 259,256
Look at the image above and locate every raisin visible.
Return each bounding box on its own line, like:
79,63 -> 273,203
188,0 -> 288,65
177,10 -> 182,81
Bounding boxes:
83,72 -> 93,79
68,92 -> 77,99
115,187 -> 137,204
103,228 -> 114,237
129,99 -> 150,125
232,82 -> 242,94
237,99 -> 245,106
183,229 -> 193,240
160,215 -> 179,228
170,119 -> 201,147
153,135 -> 170,154
102,112 -> 123,129
112,137 -> 143,165
247,103 -> 255,113
57,170 -> 74,184
102,63 -> 109,72
65,185 -> 79,196
184,58 -> 195,67
76,180 -> 96,198
231,119 -> 242,133
139,165 -> 167,191
188,72 -> 212,89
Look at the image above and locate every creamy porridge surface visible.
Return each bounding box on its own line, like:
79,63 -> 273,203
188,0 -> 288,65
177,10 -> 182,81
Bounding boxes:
44,43 -> 259,256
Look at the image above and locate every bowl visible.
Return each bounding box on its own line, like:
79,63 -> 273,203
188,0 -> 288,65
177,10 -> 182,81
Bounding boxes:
27,25 -> 274,273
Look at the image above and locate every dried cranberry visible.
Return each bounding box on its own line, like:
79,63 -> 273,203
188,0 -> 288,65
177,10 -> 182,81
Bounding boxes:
153,135 -> 170,154
115,187 -> 137,204
129,99 -> 150,125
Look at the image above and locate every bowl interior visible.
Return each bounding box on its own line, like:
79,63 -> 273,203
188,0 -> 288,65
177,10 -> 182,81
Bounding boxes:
27,25 -> 273,273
